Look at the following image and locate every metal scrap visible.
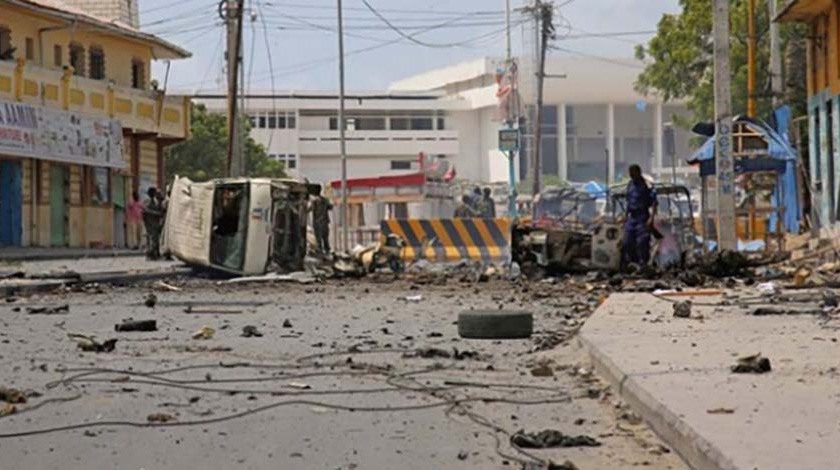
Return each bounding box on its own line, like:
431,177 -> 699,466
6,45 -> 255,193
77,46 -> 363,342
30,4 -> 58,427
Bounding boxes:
67,334 -> 118,353
26,304 -> 69,315
510,429 -> 601,449
731,353 -> 771,374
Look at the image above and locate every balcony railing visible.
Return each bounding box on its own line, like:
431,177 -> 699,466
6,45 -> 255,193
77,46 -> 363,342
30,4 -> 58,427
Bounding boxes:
297,129 -> 459,155
0,59 -> 189,139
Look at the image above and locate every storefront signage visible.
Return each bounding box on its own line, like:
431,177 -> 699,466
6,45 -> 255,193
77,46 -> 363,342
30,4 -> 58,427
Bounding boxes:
0,100 -> 125,168
498,128 -> 520,152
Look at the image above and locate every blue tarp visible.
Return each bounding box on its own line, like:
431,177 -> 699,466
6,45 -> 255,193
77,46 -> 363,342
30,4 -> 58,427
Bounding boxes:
686,110 -> 800,233
583,181 -> 608,199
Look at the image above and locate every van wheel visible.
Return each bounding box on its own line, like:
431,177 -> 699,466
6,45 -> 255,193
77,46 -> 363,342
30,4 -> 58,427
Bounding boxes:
457,310 -> 533,339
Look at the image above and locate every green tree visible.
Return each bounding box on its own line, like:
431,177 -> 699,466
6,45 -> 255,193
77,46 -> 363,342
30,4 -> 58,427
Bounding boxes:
165,104 -> 286,182
635,0 -> 807,125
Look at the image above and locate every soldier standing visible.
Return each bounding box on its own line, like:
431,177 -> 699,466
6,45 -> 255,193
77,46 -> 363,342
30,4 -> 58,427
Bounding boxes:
142,187 -> 165,260
311,190 -> 333,255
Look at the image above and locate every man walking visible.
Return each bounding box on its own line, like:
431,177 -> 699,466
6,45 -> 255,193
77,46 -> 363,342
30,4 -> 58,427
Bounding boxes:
621,164 -> 657,268
142,187 -> 165,260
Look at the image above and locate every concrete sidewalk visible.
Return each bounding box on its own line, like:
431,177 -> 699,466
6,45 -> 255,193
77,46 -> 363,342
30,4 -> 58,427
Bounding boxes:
0,247 -> 141,262
579,292 -> 840,470
0,255 -> 189,296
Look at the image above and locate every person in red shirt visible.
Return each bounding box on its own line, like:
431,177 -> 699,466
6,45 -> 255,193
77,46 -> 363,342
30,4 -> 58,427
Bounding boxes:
126,191 -> 144,250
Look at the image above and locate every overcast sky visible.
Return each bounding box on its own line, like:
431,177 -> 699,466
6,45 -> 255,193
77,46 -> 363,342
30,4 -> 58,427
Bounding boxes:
141,0 -> 681,93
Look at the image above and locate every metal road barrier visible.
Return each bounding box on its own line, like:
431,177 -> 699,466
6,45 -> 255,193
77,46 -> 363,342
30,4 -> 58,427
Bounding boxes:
380,218 -> 511,264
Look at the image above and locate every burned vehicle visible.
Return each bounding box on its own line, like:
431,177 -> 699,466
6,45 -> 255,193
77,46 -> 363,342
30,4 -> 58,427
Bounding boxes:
163,177 -> 314,275
512,184 -> 698,273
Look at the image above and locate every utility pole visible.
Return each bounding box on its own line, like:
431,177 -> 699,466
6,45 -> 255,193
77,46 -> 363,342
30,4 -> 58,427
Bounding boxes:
768,0 -> 783,106
713,0 -> 737,251
529,0 -> 552,202
504,0 -> 518,218
746,0 -> 756,117
337,0 -> 349,252
224,0 -> 245,178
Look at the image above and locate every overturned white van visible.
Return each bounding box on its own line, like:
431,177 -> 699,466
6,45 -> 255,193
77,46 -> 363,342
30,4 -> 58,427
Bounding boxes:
163,177 -> 313,275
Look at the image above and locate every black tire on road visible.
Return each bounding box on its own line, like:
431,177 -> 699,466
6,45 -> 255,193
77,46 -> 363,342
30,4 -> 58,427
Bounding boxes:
457,310 -> 534,339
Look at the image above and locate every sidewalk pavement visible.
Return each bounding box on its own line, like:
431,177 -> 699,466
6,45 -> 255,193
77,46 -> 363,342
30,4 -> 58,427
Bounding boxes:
0,247 -> 141,262
0,255 -> 189,296
579,291 -> 840,470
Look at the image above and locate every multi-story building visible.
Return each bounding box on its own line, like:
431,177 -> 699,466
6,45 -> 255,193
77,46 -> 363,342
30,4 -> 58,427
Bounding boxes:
777,0 -> 839,229
198,56 -> 693,191
0,0 -> 190,247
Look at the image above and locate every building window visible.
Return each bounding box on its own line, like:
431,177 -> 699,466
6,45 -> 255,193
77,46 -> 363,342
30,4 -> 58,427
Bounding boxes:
410,118 -> 433,130
355,117 -> 385,130
390,117 -> 433,131
272,153 -> 297,170
329,117 -> 339,130
89,46 -> 105,80
437,117 -> 445,130
131,58 -> 145,89
258,114 -> 267,129
248,114 -> 257,128
69,43 -> 85,76
277,115 -> 286,129
0,27 -> 12,61
288,115 -> 296,129
390,118 -> 408,130
25,37 -> 34,61
268,114 -> 277,129
53,45 -> 62,67
391,160 -> 412,170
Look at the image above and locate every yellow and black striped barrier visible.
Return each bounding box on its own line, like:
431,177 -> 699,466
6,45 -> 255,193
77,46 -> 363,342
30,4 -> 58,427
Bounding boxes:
380,218 -> 511,263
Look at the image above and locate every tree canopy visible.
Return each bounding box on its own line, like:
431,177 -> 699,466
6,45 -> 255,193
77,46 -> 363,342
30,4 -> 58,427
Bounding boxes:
635,0 -> 806,125
165,104 -> 286,182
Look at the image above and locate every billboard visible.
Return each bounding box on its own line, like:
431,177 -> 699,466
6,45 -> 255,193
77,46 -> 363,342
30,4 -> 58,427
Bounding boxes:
0,100 -> 125,169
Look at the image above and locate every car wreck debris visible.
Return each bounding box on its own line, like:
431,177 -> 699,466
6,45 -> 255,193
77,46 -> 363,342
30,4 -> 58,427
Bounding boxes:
115,319 -> 158,332
731,354 -> 772,374
510,429 -> 601,449
67,334 -> 118,353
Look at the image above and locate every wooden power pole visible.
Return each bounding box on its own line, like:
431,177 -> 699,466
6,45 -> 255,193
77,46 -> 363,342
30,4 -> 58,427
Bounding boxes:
713,0 -> 737,251
225,0 -> 245,178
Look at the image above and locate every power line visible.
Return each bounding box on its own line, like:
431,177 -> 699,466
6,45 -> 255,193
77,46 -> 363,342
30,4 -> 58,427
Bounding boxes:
263,1 -> 505,17
549,45 -> 645,69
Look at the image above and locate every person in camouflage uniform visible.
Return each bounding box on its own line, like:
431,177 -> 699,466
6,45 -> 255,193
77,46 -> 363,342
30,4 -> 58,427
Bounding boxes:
311,190 -> 333,254
454,195 -> 477,218
142,187 -> 165,260
478,187 -> 496,218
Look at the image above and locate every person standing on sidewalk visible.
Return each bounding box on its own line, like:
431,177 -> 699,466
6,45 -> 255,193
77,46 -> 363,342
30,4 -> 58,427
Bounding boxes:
310,189 -> 333,255
142,187 -> 165,260
126,191 -> 144,250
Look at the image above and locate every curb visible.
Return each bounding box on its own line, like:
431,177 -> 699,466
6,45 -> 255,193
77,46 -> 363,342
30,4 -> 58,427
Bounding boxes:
0,267 -> 192,297
577,332 -> 739,470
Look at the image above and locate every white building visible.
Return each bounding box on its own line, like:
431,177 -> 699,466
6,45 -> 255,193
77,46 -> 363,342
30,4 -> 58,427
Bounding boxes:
194,56 -> 694,187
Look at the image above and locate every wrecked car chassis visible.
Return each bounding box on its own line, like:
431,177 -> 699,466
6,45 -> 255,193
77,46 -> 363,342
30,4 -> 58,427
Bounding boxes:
512,184 -> 698,274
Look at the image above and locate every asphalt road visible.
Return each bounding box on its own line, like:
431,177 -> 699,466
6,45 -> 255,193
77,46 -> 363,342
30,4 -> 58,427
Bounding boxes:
0,277 -> 685,470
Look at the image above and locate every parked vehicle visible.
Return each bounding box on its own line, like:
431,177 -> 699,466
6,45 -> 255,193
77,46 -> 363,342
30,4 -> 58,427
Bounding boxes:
163,176 -> 315,275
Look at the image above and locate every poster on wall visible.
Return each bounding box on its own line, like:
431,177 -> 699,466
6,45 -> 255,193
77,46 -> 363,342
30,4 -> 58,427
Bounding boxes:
0,100 -> 125,169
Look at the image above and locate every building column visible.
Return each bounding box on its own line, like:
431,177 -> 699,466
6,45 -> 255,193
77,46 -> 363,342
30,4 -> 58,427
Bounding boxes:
653,102 -> 663,173
558,103 -> 567,181
606,103 -> 615,184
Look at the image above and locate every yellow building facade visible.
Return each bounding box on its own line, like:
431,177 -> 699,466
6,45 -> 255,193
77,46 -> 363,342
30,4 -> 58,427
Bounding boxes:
0,0 -> 190,247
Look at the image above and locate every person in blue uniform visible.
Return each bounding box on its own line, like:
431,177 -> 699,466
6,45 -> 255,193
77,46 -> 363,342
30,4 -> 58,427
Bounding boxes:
622,164 -> 657,268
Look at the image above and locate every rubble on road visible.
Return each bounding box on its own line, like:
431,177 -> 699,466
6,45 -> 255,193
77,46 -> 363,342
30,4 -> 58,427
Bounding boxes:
147,412 -> 175,423
672,301 -> 692,318
731,353 -> 772,374
67,334 -> 118,353
0,387 -> 26,404
191,326 -> 215,340
25,304 -> 69,315
115,319 -> 158,332
510,429 -> 601,449
241,325 -> 263,338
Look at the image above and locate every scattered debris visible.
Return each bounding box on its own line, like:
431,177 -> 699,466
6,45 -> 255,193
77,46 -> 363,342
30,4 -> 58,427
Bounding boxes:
672,301 -> 692,318
191,326 -> 215,340
530,364 -> 554,377
154,281 -> 182,292
147,412 -> 175,423
184,306 -> 243,314
510,429 -> 601,449
225,271 -> 318,285
457,450 -> 468,461
731,353 -> 771,374
282,319 -> 293,328
288,382 -> 311,390
26,304 -> 69,315
405,347 -> 483,361
707,407 -> 735,414
401,294 -> 423,303
822,290 -> 838,308
144,293 -> 158,308
0,404 -> 16,416
241,325 -> 263,338
0,387 -> 26,404
67,334 -> 118,353
115,319 -> 158,332
756,282 -> 779,296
